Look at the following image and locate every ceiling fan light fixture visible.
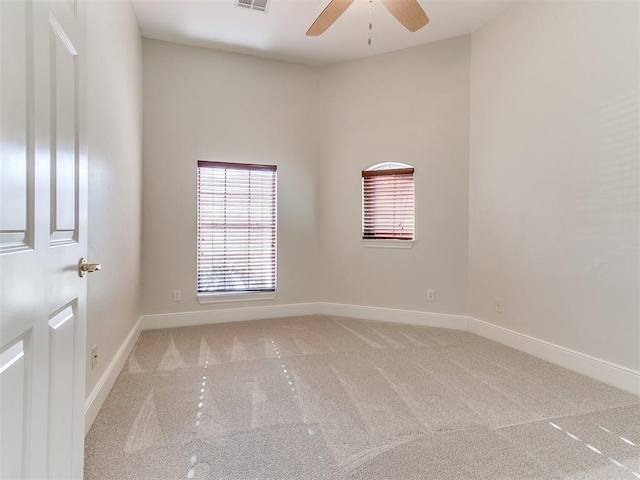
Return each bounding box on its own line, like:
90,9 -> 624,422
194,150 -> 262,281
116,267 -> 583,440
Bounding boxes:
307,0 -> 428,37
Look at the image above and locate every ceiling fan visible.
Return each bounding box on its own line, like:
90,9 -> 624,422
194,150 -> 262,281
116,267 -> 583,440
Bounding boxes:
306,0 -> 429,36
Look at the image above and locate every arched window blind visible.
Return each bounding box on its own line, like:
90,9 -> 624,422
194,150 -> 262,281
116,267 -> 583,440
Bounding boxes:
197,161 -> 277,294
362,164 -> 415,240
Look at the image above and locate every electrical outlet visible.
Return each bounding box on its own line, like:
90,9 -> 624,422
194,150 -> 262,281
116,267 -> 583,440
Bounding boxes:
495,299 -> 503,313
91,345 -> 98,369
173,290 -> 182,302
427,290 -> 435,302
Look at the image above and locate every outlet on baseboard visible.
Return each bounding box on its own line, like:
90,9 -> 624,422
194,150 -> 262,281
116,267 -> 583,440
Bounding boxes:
495,299 -> 504,313
427,290 -> 435,302
91,345 -> 98,369
173,289 -> 182,302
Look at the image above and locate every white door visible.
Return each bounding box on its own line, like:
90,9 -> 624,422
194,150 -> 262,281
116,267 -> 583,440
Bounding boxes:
0,0 -> 88,478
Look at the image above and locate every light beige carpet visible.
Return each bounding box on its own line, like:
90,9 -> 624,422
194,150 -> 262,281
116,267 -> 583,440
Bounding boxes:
85,315 -> 640,479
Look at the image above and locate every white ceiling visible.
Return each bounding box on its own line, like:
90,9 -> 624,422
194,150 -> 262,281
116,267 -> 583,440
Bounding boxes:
131,0 -> 513,66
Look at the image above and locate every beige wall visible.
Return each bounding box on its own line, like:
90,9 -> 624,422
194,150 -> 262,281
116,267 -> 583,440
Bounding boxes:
141,37 -> 470,316
86,0 -> 143,396
469,1 -> 640,370
141,39 -> 320,314
317,36 -> 470,313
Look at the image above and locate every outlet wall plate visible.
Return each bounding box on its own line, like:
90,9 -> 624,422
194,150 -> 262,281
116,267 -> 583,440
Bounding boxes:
427,290 -> 435,302
495,299 -> 503,313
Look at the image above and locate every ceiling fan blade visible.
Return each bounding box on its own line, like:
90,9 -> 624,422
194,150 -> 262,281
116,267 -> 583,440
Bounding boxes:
306,0 -> 355,36
381,0 -> 429,32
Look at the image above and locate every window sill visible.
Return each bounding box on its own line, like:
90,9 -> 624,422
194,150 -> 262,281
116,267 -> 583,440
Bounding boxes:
197,291 -> 277,304
362,239 -> 415,249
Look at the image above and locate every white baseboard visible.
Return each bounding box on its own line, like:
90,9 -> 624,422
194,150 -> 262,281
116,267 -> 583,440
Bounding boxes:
84,317 -> 142,436
467,316 -> 640,396
139,302 -> 319,330
316,302 -> 469,330
139,302 -> 468,331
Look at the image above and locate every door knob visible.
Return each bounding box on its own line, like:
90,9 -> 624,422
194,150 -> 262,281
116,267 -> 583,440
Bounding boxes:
78,258 -> 102,277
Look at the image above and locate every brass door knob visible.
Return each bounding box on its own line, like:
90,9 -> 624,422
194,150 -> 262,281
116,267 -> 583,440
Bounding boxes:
78,258 -> 102,277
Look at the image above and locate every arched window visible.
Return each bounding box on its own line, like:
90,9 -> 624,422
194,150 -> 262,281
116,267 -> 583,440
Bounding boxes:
362,162 -> 415,242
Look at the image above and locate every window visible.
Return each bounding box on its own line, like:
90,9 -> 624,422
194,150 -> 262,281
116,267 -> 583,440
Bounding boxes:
362,163 -> 415,245
197,161 -> 277,300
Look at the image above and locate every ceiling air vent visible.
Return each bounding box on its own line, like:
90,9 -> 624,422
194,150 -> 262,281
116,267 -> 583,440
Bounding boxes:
236,0 -> 269,12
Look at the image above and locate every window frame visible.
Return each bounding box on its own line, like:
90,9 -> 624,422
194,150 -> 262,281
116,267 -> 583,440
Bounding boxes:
196,160 -> 277,303
362,162 -> 415,249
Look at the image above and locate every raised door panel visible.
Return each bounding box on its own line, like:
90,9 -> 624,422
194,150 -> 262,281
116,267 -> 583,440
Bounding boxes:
47,304 -> 76,479
0,0 -> 33,252
50,18 -> 78,245
0,338 -> 27,479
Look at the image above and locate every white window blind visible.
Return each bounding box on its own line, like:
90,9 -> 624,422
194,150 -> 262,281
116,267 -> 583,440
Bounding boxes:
197,161 -> 277,294
362,166 -> 415,240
